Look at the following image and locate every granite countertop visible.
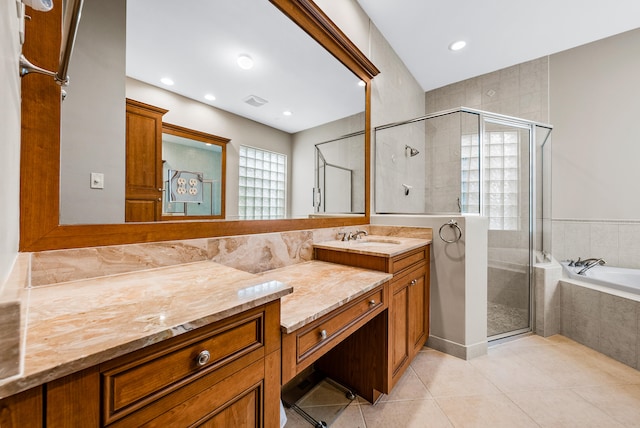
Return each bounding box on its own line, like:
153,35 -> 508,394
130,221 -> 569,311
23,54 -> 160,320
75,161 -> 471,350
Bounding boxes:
0,261 -> 292,399
0,258 -> 395,399
258,261 -> 392,334
313,235 -> 431,257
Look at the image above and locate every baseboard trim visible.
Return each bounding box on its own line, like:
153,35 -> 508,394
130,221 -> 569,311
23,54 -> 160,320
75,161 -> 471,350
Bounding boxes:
426,335 -> 487,360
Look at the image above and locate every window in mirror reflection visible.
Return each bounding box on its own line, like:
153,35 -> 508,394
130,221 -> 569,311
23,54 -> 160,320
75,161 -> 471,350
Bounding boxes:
239,146 -> 286,220
161,124 -> 228,220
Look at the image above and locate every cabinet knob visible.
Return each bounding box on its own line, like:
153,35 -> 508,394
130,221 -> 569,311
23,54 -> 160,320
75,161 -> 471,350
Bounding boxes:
157,198 -> 162,201
410,279 -> 417,286
158,188 -> 163,192
319,329 -> 327,340
369,299 -> 376,307
196,350 -> 211,367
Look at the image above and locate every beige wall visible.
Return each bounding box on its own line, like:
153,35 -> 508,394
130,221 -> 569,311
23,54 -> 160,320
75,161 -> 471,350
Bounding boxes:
315,0 -> 425,127
550,28 -> 640,221
0,0 -> 21,285
60,0 -> 126,224
425,56 -> 549,123
315,0 -> 426,219
550,29 -> 640,266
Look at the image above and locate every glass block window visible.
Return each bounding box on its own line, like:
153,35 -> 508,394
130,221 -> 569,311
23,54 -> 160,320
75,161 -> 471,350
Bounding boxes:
238,146 -> 286,220
461,131 -> 520,230
460,134 -> 480,214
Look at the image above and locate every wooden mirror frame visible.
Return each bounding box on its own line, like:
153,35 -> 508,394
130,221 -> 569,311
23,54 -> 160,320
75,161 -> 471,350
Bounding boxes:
159,122 -> 228,221
20,0 -> 379,252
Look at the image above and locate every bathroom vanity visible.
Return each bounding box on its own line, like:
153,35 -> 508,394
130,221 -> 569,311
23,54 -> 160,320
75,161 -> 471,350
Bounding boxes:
258,236 -> 431,405
0,262 -> 292,427
313,236 -> 431,392
0,233 -> 431,426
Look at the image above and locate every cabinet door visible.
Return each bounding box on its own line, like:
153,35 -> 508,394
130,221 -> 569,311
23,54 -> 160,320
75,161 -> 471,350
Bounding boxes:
125,99 -> 167,222
0,386 -> 42,428
408,267 -> 428,356
391,281 -> 409,376
197,385 -> 261,428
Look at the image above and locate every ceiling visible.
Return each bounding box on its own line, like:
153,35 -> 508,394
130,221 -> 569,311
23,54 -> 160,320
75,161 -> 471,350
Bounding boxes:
126,0 -> 640,132
126,0 -> 364,134
356,0 -> 640,91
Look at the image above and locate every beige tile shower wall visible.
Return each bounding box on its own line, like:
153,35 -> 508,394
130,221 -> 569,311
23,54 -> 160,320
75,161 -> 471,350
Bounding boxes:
375,120 -> 426,213
552,219 -> 640,269
425,57 -> 549,124
425,113 -> 463,213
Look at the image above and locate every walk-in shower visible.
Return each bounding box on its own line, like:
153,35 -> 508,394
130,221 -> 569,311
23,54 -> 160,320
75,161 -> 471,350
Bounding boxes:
375,107 -> 552,340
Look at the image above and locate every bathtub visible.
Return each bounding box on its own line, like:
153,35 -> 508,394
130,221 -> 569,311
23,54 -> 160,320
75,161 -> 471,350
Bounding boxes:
561,261 -> 640,296
558,261 -> 640,370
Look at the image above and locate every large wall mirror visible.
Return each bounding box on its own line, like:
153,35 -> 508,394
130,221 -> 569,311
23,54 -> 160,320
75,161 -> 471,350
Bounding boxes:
20,0 -> 379,251
61,0 -> 366,224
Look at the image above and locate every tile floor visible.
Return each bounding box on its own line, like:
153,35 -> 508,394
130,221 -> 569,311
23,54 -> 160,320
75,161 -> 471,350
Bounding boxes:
284,334 -> 640,427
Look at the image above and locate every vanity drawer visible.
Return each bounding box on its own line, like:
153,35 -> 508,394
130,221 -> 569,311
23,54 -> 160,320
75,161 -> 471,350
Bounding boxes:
297,286 -> 384,360
389,246 -> 429,274
101,310 -> 266,425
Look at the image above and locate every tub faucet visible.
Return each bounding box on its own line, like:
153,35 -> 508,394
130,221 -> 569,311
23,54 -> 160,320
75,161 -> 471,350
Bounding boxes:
577,258 -> 605,275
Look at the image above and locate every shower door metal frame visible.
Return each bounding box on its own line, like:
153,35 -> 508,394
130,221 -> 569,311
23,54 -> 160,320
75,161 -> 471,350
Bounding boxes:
373,107 -> 553,340
314,131 -> 362,213
481,114 -> 535,341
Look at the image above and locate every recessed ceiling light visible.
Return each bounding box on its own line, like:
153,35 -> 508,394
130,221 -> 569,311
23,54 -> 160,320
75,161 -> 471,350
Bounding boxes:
448,40 -> 467,51
237,54 -> 254,70
283,110 -> 292,116
160,77 -> 174,86
204,93 -> 216,101
358,80 -> 366,87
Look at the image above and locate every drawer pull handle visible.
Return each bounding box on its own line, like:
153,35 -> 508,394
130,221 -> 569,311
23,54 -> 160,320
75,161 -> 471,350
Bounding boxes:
369,299 -> 376,307
410,279 -> 417,286
319,329 -> 327,340
196,350 -> 211,367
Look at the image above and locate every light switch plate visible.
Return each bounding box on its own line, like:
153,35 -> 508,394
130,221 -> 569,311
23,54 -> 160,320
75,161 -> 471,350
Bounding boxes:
90,172 -> 104,189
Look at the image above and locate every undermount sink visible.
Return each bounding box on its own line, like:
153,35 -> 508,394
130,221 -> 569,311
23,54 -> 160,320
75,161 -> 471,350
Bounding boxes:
352,238 -> 402,246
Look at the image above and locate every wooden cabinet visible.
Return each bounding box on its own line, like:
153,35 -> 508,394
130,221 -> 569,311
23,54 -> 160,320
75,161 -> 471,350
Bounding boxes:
125,99 -> 168,222
281,284 -> 387,386
0,386 -> 43,428
389,262 -> 428,387
315,244 -> 430,393
0,301 -> 281,427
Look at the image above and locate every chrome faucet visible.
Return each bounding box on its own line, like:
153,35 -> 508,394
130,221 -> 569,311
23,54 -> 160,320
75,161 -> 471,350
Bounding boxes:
354,230 -> 368,240
337,231 -> 353,241
577,258 -> 605,275
337,230 -> 367,241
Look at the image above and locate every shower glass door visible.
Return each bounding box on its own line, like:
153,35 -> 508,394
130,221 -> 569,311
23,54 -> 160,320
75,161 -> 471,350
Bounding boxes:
483,118 -> 532,338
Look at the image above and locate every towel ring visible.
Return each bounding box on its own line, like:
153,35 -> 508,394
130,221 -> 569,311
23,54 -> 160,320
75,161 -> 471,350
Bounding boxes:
439,220 -> 462,243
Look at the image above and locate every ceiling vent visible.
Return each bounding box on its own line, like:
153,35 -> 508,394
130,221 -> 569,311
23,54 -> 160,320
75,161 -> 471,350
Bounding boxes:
244,95 -> 269,107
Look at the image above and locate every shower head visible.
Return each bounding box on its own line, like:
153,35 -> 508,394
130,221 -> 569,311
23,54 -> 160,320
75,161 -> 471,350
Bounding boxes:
405,145 -> 419,157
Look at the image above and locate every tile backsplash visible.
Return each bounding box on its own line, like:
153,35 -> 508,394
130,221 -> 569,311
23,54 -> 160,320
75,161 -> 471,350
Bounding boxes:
27,225 -> 433,287
552,219 -> 640,269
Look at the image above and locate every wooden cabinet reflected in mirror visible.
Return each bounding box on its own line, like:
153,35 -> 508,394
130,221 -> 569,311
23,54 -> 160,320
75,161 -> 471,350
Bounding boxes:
124,99 -> 228,222
124,99 -> 167,222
